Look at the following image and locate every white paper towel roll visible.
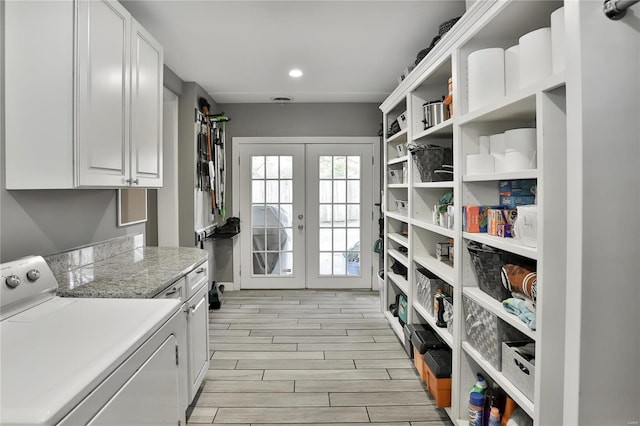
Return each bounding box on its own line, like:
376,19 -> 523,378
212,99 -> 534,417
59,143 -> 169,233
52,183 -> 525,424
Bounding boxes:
551,7 -> 565,73
468,48 -> 505,111
479,136 -> 490,154
467,154 -> 495,174
519,27 -> 552,89
505,45 -> 520,96
505,128 -> 536,153
505,150 -> 536,171
489,133 -> 506,154
493,153 -> 506,173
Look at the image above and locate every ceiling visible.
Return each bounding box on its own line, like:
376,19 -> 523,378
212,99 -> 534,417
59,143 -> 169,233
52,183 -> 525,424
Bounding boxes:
121,1 -> 467,104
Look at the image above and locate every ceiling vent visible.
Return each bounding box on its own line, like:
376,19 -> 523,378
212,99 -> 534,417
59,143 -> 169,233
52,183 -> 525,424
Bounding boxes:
271,96 -> 293,104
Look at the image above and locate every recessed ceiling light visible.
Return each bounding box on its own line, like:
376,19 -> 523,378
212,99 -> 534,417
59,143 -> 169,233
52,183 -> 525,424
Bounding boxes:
289,69 -> 303,78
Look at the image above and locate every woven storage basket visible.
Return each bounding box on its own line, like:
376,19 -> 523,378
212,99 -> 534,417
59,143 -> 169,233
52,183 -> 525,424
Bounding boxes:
466,242 -> 523,302
409,144 -> 453,182
463,294 -> 526,370
415,268 -> 443,314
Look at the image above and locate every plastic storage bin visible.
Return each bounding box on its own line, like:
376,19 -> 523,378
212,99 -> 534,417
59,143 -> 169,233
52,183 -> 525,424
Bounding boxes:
502,341 -> 536,401
403,323 -> 426,358
424,349 -> 452,408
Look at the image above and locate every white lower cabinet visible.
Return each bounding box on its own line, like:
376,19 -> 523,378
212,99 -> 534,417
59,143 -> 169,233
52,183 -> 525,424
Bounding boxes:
187,284 -> 210,400
4,0 -> 163,189
155,262 -> 210,412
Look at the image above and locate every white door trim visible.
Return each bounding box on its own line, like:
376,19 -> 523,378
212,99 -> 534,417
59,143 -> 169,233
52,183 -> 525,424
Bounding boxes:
232,136 -> 380,290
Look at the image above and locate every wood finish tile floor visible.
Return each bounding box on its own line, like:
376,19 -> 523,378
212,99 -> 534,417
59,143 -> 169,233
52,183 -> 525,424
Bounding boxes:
187,290 -> 452,426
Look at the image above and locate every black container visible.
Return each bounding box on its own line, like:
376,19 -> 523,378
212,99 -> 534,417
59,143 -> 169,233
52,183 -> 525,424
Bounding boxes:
403,324 -> 426,358
411,329 -> 447,354
424,349 -> 452,378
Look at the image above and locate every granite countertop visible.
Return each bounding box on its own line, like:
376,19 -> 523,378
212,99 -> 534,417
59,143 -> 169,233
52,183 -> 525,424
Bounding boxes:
55,247 -> 208,299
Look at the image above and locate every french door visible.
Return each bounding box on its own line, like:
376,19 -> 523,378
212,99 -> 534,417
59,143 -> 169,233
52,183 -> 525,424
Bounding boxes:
236,138 -> 375,289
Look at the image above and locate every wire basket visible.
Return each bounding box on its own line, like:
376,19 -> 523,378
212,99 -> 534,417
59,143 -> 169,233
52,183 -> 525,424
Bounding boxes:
409,144 -> 453,182
466,241 -> 523,302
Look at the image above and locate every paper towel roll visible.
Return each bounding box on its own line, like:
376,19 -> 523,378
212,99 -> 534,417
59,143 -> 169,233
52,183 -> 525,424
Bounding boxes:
489,133 -> 506,154
505,128 -> 536,153
493,153 -> 506,173
467,154 -> 495,174
468,48 -> 505,111
505,45 -> 520,96
551,7 -> 565,73
519,27 -> 552,89
479,136 -> 490,154
505,150 -> 536,171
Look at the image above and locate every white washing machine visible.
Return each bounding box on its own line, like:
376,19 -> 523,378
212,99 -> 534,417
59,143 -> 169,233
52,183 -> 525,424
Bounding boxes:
0,256 -> 186,425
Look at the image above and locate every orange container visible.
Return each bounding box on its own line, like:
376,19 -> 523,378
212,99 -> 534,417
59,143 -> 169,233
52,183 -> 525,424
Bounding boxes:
413,347 -> 429,383
425,363 -> 451,408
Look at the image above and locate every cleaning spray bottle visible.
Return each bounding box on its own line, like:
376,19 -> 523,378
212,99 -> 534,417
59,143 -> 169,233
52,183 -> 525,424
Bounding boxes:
470,373 -> 487,395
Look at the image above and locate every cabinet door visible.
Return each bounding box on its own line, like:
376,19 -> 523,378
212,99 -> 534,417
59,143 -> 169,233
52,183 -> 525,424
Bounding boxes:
131,19 -> 164,188
76,0 -> 131,187
187,285 -> 209,400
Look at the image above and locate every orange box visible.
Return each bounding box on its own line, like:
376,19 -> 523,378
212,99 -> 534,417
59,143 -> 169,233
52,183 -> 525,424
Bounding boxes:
425,363 -> 451,408
413,347 -> 429,384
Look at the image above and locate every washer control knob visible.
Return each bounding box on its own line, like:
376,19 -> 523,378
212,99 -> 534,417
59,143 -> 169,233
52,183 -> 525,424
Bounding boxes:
26,269 -> 40,282
6,275 -> 21,288
27,269 -> 40,282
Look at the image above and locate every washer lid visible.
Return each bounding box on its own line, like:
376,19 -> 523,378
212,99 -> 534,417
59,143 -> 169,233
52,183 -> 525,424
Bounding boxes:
0,297 -> 181,425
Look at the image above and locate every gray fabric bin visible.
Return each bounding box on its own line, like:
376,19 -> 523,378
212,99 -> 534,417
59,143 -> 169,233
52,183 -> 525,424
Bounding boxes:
462,294 -> 526,370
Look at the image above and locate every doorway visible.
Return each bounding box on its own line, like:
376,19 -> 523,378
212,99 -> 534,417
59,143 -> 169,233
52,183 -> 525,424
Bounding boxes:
234,137 -> 378,290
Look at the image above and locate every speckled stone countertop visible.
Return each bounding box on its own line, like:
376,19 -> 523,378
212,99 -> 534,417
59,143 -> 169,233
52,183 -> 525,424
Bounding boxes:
54,247 -> 208,299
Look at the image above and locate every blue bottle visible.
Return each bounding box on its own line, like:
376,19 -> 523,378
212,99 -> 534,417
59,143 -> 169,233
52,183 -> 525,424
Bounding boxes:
469,391 -> 484,426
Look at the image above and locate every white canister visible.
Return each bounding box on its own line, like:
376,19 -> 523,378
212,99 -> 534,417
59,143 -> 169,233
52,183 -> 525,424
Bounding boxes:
468,48 -> 505,111
505,149 -> 536,171
479,136 -> 490,154
489,133 -> 506,154
551,7 -> 566,73
505,44 -> 520,96
505,128 -> 537,152
467,154 -> 495,175
519,27 -> 552,88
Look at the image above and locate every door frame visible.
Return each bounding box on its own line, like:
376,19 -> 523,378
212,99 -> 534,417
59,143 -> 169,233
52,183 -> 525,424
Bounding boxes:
232,137 -> 380,290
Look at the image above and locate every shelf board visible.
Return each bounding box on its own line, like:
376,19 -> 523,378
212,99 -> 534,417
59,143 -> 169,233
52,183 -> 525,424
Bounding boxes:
462,287 -> 536,340
459,72 -> 566,126
387,271 -> 409,294
463,233 -> 537,260
413,254 -> 456,286
462,342 -> 535,417
412,218 -> 456,238
413,302 -> 454,347
463,170 -> 538,182
387,129 -> 408,143
388,156 -> 409,165
413,181 -> 455,189
384,310 -> 405,340
388,183 -> 409,189
413,118 -> 454,140
387,249 -> 409,267
386,211 -> 409,223
388,232 -> 409,246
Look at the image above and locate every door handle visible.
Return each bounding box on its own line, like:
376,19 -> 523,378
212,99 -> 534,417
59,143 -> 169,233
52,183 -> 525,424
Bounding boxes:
298,224 -> 304,231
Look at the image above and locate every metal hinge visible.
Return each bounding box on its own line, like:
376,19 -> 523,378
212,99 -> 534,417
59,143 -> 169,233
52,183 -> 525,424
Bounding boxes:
175,344 -> 179,366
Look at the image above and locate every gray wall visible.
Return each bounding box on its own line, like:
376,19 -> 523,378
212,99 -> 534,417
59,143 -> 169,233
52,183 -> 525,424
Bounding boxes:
212,102 -> 382,281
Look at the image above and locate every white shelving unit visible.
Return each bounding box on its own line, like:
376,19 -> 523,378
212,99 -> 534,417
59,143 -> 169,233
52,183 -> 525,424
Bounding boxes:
380,1 -> 571,425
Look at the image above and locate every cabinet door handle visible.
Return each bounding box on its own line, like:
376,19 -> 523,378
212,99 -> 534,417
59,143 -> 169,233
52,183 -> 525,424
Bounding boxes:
196,267 -> 205,274
132,178 -> 139,185
165,287 -> 178,296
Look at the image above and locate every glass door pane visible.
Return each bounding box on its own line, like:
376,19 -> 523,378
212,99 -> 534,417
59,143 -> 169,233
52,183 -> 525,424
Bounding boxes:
250,155 -> 294,276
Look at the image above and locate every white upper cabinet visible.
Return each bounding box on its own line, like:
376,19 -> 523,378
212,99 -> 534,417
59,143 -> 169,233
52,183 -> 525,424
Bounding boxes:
130,19 -> 164,187
4,0 -> 163,189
